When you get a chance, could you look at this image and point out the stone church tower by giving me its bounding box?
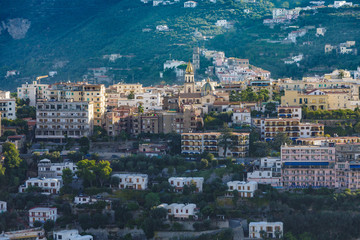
[192,47,200,71]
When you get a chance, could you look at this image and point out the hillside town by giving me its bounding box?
[0,47,360,240]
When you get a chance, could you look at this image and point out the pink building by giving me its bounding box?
[281,145,336,188]
[336,162,360,189]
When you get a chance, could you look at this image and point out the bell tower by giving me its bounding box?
[184,61,195,93]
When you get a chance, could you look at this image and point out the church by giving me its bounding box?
[163,61,228,113]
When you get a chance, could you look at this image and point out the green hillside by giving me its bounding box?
[1,0,360,90]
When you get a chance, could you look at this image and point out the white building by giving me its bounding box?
[153,0,163,6]
[74,196,91,205]
[333,1,352,8]
[215,20,228,27]
[29,207,57,227]
[227,181,258,198]
[112,173,148,190]
[118,91,163,111]
[17,81,49,107]
[168,177,204,192]
[53,230,93,240]
[35,100,94,142]
[184,1,197,7]
[232,108,251,125]
[5,70,19,78]
[156,25,169,31]
[247,158,282,187]
[0,201,7,213]
[353,67,360,79]
[316,27,326,36]
[164,60,186,70]
[38,159,77,178]
[0,99,16,120]
[249,222,283,239]
[0,91,11,99]
[158,203,197,219]
[19,177,62,194]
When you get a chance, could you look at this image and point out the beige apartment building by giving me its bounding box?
[46,82,106,126]
[35,100,94,142]
[109,83,144,97]
[181,132,250,158]
[281,89,353,110]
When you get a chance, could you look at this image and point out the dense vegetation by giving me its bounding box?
[1,0,360,90]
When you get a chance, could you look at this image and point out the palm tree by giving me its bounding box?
[218,124,234,158]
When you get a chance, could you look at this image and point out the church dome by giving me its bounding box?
[201,78,214,96]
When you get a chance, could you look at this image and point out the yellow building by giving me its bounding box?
[281,89,352,111]
[82,84,106,126]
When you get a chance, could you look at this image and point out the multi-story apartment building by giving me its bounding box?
[108,83,144,97]
[258,118,324,141]
[104,106,135,136]
[335,143,360,162]
[168,177,204,192]
[281,89,356,110]
[0,99,16,120]
[226,181,258,198]
[105,83,144,109]
[38,159,77,178]
[17,81,49,106]
[247,157,282,187]
[81,84,105,126]
[158,203,197,219]
[53,230,93,240]
[118,90,163,112]
[249,222,283,239]
[181,132,250,157]
[295,136,360,146]
[112,173,148,190]
[277,106,302,119]
[281,145,336,188]
[104,109,203,136]
[28,207,57,227]
[0,201,7,213]
[19,177,62,194]
[45,83,105,126]
[35,100,94,142]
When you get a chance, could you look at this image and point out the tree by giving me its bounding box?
[62,168,74,187]
[138,104,144,114]
[252,142,271,157]
[200,158,209,169]
[265,102,277,115]
[3,142,22,169]
[94,160,112,187]
[79,137,90,154]
[270,132,292,151]
[127,91,135,99]
[145,192,160,209]
[43,220,55,232]
[218,124,234,158]
[354,122,360,133]
[76,160,96,187]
